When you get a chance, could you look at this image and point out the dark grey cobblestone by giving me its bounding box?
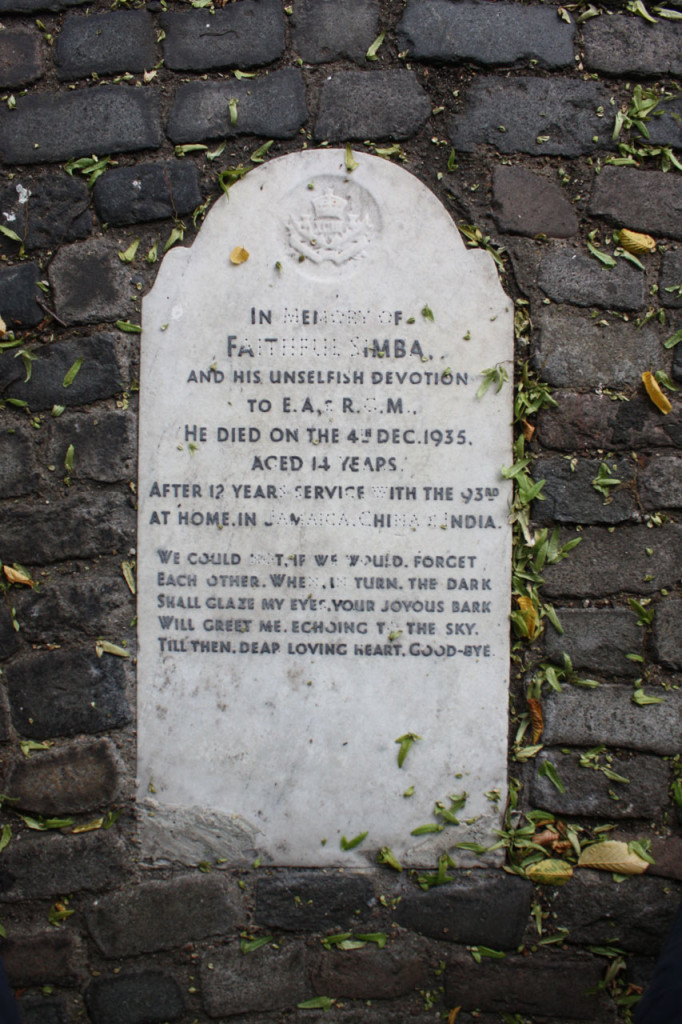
[3,929,83,986]
[589,166,682,241]
[394,871,531,947]
[491,165,578,238]
[0,0,87,10]
[6,649,131,738]
[542,525,682,598]
[312,936,429,999]
[0,29,44,88]
[527,749,669,818]
[543,608,642,677]
[660,247,682,309]
[84,972,185,1024]
[161,0,285,71]
[0,491,135,564]
[3,737,123,814]
[49,238,138,325]
[201,942,311,1017]
[444,949,611,1019]
[451,77,610,156]
[0,333,124,412]
[168,69,307,143]
[87,876,239,956]
[93,161,202,227]
[0,86,162,165]
[0,831,130,901]
[542,684,682,755]
[550,873,682,954]
[398,0,575,68]
[313,70,431,142]
[291,0,379,65]
[532,456,637,525]
[48,409,136,483]
[56,11,156,81]
[15,571,132,644]
[0,425,40,498]
[583,15,682,76]
[18,996,69,1024]
[0,262,43,329]
[639,452,682,509]
[537,392,682,451]
[255,870,374,930]
[653,595,682,669]
[537,248,647,311]
[532,307,659,386]
[0,173,91,253]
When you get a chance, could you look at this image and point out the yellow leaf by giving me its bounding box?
[230,246,249,265]
[619,228,656,255]
[3,565,33,586]
[517,595,538,639]
[0,314,6,337]
[525,859,574,886]
[642,371,672,414]
[578,840,649,875]
[72,817,104,834]
[95,640,130,659]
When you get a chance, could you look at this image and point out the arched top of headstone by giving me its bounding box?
[144,149,507,341]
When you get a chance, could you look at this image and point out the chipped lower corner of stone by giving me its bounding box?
[137,799,262,867]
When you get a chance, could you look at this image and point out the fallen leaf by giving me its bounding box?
[525,859,574,885]
[642,371,672,414]
[578,839,649,875]
[619,228,656,254]
[3,565,33,586]
[95,640,130,659]
[0,315,6,336]
[517,595,538,639]
[230,246,249,265]
[527,697,544,743]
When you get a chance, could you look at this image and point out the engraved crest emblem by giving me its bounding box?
[287,186,373,266]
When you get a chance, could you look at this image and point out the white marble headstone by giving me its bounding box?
[137,149,513,867]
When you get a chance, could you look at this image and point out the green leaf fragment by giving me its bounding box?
[421,305,434,321]
[366,30,385,60]
[64,443,74,476]
[470,946,506,962]
[395,732,421,768]
[122,561,136,595]
[538,760,566,793]
[354,932,387,948]
[118,238,140,263]
[174,144,208,157]
[664,330,682,349]
[234,69,256,80]
[250,140,274,164]
[0,825,11,852]
[377,846,402,871]
[164,226,184,252]
[297,997,335,1010]
[345,143,358,172]
[587,239,617,267]
[0,224,22,244]
[115,320,142,333]
[240,934,273,954]
[340,830,368,850]
[62,358,82,388]
[229,97,238,125]
[411,823,444,835]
